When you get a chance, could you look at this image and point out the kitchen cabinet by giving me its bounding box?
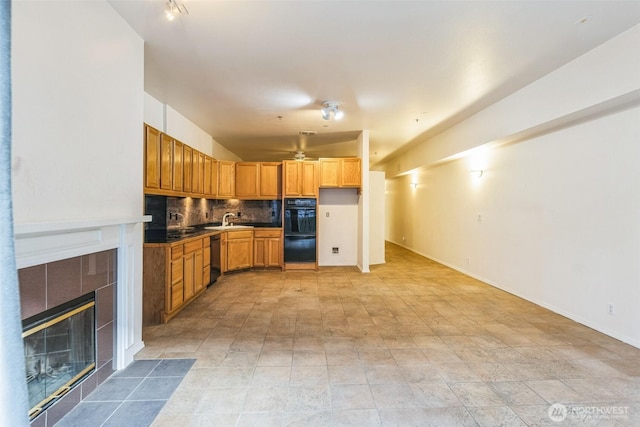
[235,162,259,198]
[192,151,204,195]
[283,160,318,197]
[218,160,235,198]
[235,162,282,199]
[160,134,174,191]
[319,157,361,188]
[253,229,282,268]
[259,162,282,198]
[172,139,184,192]
[210,158,218,198]
[225,230,253,272]
[183,145,193,193]
[143,234,211,325]
[203,156,213,196]
[168,244,184,314]
[144,124,161,190]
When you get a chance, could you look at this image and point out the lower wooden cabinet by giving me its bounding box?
[225,230,253,272]
[143,235,211,325]
[253,229,282,268]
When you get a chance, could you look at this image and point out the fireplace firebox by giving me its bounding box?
[22,293,96,420]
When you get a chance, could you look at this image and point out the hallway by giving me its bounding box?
[137,242,640,426]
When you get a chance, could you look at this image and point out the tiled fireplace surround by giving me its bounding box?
[13,216,148,427]
[19,249,117,427]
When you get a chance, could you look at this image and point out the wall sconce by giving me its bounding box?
[470,170,484,178]
[410,182,418,189]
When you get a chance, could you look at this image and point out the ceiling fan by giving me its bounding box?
[290,150,317,161]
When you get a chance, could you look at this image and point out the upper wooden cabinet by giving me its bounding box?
[172,140,184,192]
[283,160,318,197]
[319,157,361,188]
[218,160,235,198]
[259,163,282,198]
[210,159,218,198]
[144,125,161,189]
[235,162,282,199]
[235,162,259,198]
[182,145,193,194]
[160,134,174,191]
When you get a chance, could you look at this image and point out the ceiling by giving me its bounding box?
[108,1,640,166]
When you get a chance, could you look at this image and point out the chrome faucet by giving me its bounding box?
[222,212,236,227]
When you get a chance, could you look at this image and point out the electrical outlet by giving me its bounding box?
[608,303,615,315]
[326,212,330,217]
[466,257,470,265]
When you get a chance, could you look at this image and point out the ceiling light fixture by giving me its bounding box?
[165,0,188,21]
[321,101,343,121]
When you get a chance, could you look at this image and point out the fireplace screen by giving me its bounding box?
[23,294,96,419]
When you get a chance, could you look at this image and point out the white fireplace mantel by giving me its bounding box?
[14,216,151,370]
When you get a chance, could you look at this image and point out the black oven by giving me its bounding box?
[284,198,316,263]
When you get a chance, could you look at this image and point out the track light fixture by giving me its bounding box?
[165,0,188,21]
[321,101,343,121]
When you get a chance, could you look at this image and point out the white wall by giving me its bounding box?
[369,171,385,265]
[382,25,640,347]
[12,0,144,223]
[144,93,242,161]
[318,189,359,266]
[11,0,147,368]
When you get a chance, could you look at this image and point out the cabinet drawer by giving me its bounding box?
[171,245,183,261]
[227,230,254,239]
[184,239,202,254]
[202,237,210,247]
[254,229,281,238]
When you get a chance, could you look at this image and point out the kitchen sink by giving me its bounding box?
[204,225,254,231]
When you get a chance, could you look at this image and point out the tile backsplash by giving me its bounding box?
[145,195,282,230]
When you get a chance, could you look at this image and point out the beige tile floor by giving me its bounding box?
[138,242,640,426]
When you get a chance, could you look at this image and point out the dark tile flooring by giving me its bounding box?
[55,359,194,427]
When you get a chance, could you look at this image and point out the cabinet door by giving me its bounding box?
[194,249,204,293]
[266,237,282,267]
[144,125,161,189]
[227,233,253,271]
[301,161,318,196]
[341,158,361,187]
[218,161,235,198]
[253,237,266,267]
[203,156,212,196]
[183,146,193,193]
[183,252,195,300]
[220,232,227,273]
[260,162,282,198]
[283,161,301,196]
[211,159,218,198]
[192,151,202,194]
[319,158,340,187]
[235,162,259,198]
[198,153,206,194]
[160,134,174,190]
[173,140,184,192]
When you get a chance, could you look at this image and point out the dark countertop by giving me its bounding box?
[144,222,282,244]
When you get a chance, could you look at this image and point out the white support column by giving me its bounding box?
[357,130,370,273]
